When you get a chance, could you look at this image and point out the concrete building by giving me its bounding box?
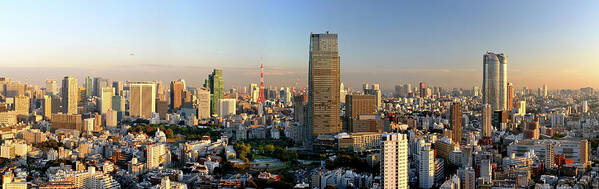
[207,69,224,116]
[129,82,156,118]
[482,52,507,111]
[307,32,341,136]
[381,133,408,189]
[419,143,435,189]
[196,87,211,119]
[51,114,82,131]
[62,76,78,114]
[99,87,114,114]
[450,102,462,145]
[218,99,236,117]
[170,80,185,111]
[45,79,58,96]
[345,95,377,132]
[481,104,492,138]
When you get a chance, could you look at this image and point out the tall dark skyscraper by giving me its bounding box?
[450,102,462,145]
[208,69,224,116]
[483,52,507,111]
[307,32,340,136]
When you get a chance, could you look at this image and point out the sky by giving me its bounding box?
[1,0,599,91]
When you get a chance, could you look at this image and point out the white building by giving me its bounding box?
[147,143,168,169]
[419,143,435,189]
[381,133,408,189]
[218,99,236,117]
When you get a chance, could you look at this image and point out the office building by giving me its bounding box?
[62,76,78,114]
[507,82,513,111]
[482,52,507,111]
[419,82,427,98]
[14,95,29,117]
[84,76,93,97]
[99,87,114,114]
[294,95,308,125]
[197,87,211,119]
[93,77,110,97]
[481,104,492,138]
[381,133,408,189]
[0,111,17,126]
[112,81,123,96]
[51,114,82,131]
[129,82,156,118]
[218,99,236,117]
[307,32,340,136]
[250,83,258,103]
[42,95,52,119]
[147,143,167,169]
[170,80,185,111]
[363,87,382,109]
[207,69,224,116]
[345,95,377,132]
[419,143,435,189]
[45,79,58,96]
[450,102,462,145]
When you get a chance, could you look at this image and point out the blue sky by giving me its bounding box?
[1,0,598,90]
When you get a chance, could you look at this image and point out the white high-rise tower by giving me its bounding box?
[381,133,409,189]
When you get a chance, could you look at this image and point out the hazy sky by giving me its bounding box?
[1,0,599,91]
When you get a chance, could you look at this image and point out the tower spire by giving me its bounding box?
[257,58,266,103]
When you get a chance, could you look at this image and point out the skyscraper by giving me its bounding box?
[381,133,408,189]
[42,95,52,120]
[345,95,377,132]
[61,76,78,114]
[364,84,382,109]
[419,82,427,98]
[45,79,57,96]
[99,87,114,114]
[196,87,211,120]
[218,99,236,117]
[84,76,93,97]
[170,80,185,111]
[482,52,507,111]
[307,32,340,136]
[249,83,258,103]
[403,84,412,97]
[507,82,513,111]
[93,77,110,97]
[542,84,548,97]
[450,102,462,146]
[481,104,492,138]
[112,81,123,96]
[419,143,435,189]
[207,69,224,117]
[129,82,156,118]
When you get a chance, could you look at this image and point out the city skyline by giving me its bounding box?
[2,1,599,90]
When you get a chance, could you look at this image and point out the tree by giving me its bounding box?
[264,144,275,154]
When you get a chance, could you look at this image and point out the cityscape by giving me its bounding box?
[1,1,599,189]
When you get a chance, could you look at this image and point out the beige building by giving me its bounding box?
[62,76,78,114]
[14,95,29,117]
[129,82,156,118]
[51,114,82,131]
